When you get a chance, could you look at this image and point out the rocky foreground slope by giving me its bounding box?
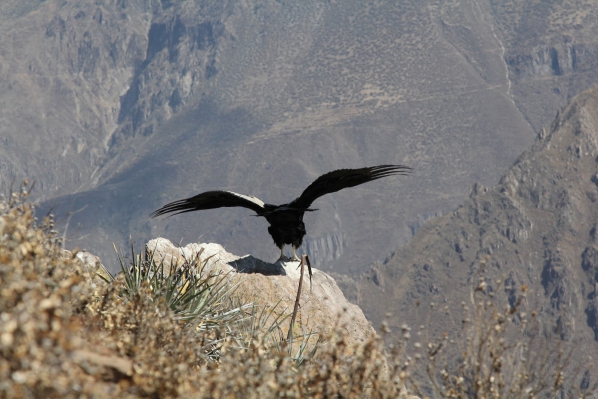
[354,86,598,368]
[0,196,419,398]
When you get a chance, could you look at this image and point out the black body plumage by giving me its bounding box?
[150,165,411,261]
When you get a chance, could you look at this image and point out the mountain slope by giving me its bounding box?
[0,0,597,273]
[356,85,598,358]
[0,0,150,196]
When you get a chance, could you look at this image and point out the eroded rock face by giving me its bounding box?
[146,237,375,347]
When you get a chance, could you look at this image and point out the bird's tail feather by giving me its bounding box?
[149,199,197,218]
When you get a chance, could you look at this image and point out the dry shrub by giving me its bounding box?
[394,268,598,399]
[0,183,100,397]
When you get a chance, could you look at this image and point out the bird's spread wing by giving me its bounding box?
[150,190,266,218]
[289,165,411,209]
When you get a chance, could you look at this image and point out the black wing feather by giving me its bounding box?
[289,165,411,209]
[150,190,266,218]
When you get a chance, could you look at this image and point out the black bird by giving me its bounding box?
[150,165,411,262]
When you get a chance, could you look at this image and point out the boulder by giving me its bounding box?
[145,237,376,347]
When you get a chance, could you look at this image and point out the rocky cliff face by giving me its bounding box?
[356,86,598,359]
[2,0,598,275]
[0,0,151,196]
[507,43,598,80]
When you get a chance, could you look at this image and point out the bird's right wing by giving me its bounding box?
[150,190,266,218]
[289,165,411,209]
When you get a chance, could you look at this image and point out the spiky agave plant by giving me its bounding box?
[235,298,321,368]
[107,241,250,331]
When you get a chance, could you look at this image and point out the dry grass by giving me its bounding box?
[0,183,594,398]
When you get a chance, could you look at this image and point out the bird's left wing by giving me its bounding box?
[150,190,266,218]
[289,165,411,209]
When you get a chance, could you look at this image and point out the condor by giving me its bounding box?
[151,165,410,262]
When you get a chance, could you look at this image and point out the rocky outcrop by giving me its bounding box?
[146,237,375,347]
[507,43,598,80]
[63,238,376,347]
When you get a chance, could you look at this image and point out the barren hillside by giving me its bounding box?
[356,86,598,364]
